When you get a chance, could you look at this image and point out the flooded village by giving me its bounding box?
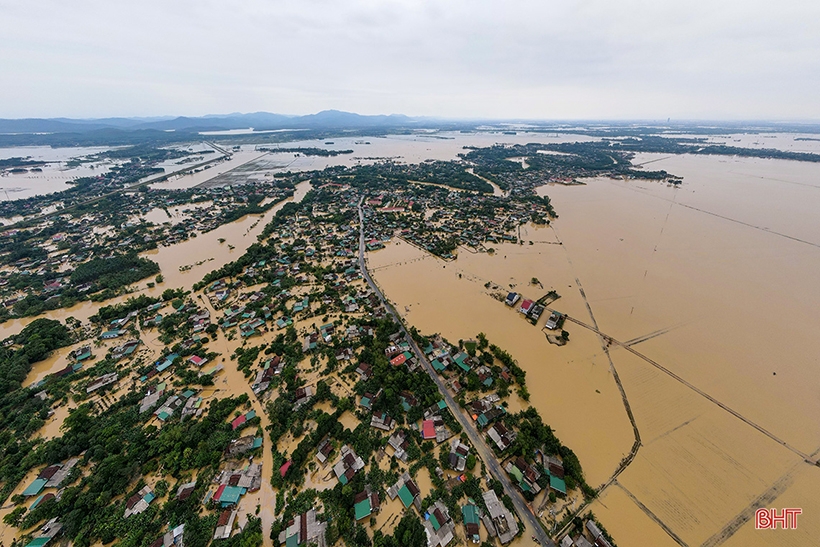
[1,129,819,547]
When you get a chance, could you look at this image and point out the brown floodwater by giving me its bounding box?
[370,153,820,546]
[7,136,820,545]
[0,180,312,340]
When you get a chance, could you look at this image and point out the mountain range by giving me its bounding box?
[0,110,419,134]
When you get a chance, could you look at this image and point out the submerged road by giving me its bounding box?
[357,198,555,547]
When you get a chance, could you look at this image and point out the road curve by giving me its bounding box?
[357,198,554,547]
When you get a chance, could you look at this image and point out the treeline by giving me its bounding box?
[0,319,72,502]
[70,253,160,291]
[406,161,494,193]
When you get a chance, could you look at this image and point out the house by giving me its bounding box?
[176,481,197,501]
[422,500,456,547]
[448,439,470,471]
[506,457,542,495]
[482,490,519,544]
[188,355,208,367]
[519,299,534,315]
[70,346,92,362]
[316,438,334,463]
[23,518,62,547]
[230,409,257,430]
[462,501,481,544]
[100,329,126,340]
[277,508,327,547]
[387,430,409,462]
[487,423,517,452]
[213,509,237,540]
[86,372,118,394]
[124,486,155,518]
[332,445,365,485]
[545,311,562,330]
[293,386,314,409]
[505,292,520,306]
[422,419,436,440]
[370,412,395,431]
[353,486,381,521]
[226,435,261,457]
[355,362,372,381]
[584,520,613,547]
[387,472,421,511]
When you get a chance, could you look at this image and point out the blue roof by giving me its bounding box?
[22,478,47,497]
[219,485,244,505]
[549,474,567,494]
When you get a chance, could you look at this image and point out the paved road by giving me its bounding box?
[357,198,555,547]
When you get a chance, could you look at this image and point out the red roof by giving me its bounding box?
[280,461,292,477]
[520,299,534,311]
[231,415,246,430]
[214,484,226,502]
[390,354,407,366]
[422,420,436,439]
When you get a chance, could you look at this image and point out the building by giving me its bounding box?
[353,486,380,521]
[422,500,455,547]
[545,311,562,330]
[448,439,470,472]
[277,508,327,547]
[332,445,365,485]
[482,490,519,544]
[461,501,482,544]
[387,472,422,511]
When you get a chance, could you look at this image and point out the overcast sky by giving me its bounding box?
[1,0,818,120]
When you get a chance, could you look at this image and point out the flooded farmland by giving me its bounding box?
[3,132,820,545]
[369,152,820,546]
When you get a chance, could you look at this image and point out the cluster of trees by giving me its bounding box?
[0,319,72,501]
[404,161,494,194]
[504,407,594,498]
[71,253,160,291]
[15,390,251,545]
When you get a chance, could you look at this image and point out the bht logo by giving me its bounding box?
[755,508,801,530]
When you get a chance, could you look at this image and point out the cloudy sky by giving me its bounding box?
[1,0,818,120]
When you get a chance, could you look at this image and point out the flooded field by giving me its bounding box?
[370,153,820,545]
[4,132,820,545]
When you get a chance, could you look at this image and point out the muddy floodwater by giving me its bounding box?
[0,180,312,340]
[5,133,820,545]
[369,153,820,546]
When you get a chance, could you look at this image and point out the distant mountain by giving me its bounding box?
[0,110,421,134]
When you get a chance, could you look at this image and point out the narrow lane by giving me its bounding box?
[357,198,555,547]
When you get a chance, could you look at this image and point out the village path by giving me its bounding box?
[209,318,277,546]
[357,198,555,547]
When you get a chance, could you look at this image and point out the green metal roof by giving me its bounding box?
[398,484,415,508]
[462,504,480,524]
[25,538,50,547]
[219,485,243,505]
[22,478,47,497]
[354,498,372,520]
[508,466,523,483]
[437,400,447,410]
[550,474,567,494]
[429,513,441,531]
